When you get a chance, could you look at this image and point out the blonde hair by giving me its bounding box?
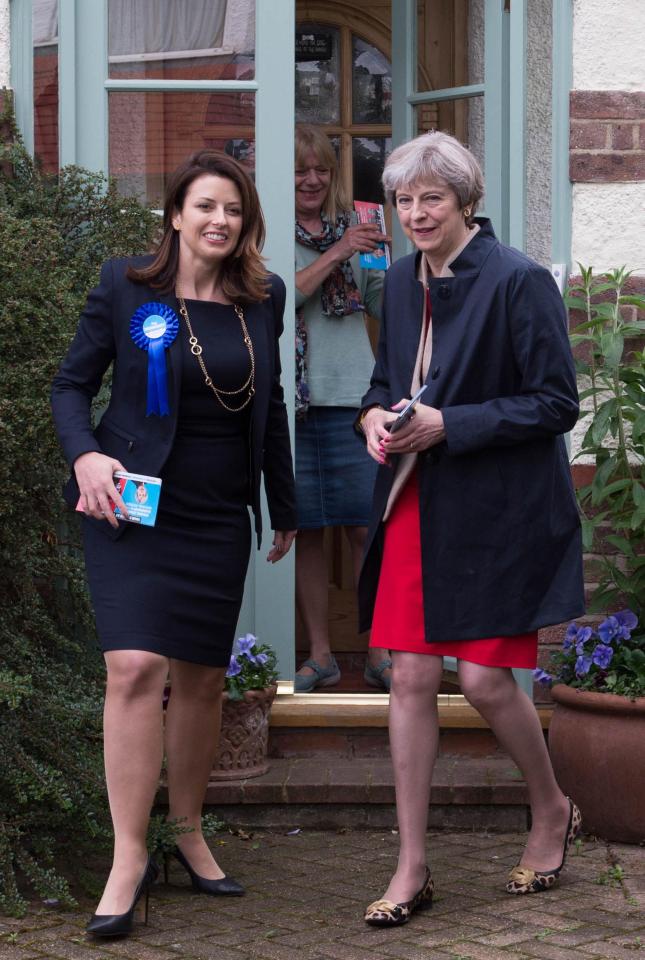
[295,124,351,222]
[382,131,484,224]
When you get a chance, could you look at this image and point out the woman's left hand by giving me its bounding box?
[380,398,446,456]
[267,530,297,563]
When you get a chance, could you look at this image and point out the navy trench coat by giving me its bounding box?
[51,256,296,548]
[358,219,585,643]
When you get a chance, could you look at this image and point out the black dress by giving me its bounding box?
[83,301,253,667]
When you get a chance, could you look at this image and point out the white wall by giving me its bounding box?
[571,0,645,275]
[573,0,645,91]
[0,0,10,88]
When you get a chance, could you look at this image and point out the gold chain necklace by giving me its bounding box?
[177,295,255,412]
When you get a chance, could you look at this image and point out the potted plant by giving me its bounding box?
[536,611,645,842]
[214,634,279,781]
[535,266,645,843]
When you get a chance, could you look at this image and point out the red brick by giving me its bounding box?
[570,120,608,150]
[571,463,595,489]
[571,90,645,120]
[570,151,645,182]
[611,123,637,150]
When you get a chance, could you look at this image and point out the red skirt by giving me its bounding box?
[370,470,538,668]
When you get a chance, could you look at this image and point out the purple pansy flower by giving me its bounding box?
[233,633,257,656]
[592,643,614,670]
[226,655,242,678]
[615,609,638,631]
[256,653,268,665]
[533,668,553,685]
[563,622,578,651]
[597,610,637,645]
[575,654,593,677]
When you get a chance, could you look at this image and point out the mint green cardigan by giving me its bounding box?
[295,242,384,408]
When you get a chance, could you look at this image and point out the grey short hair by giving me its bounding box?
[382,131,484,216]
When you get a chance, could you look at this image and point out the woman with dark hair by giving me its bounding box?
[358,131,584,926]
[51,150,296,937]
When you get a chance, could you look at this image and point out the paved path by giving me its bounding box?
[1,830,643,959]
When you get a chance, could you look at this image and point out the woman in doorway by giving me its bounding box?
[51,150,296,937]
[294,123,390,692]
[358,131,584,925]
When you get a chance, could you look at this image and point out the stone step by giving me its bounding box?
[198,755,529,833]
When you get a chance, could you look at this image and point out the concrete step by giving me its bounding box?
[201,755,529,833]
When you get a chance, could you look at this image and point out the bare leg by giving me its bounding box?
[458,662,571,871]
[344,525,391,679]
[96,650,169,915]
[165,661,227,879]
[295,528,333,675]
[380,652,444,903]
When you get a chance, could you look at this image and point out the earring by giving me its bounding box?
[464,207,472,219]
[173,221,180,231]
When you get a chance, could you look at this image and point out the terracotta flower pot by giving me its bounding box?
[213,684,277,781]
[548,684,645,843]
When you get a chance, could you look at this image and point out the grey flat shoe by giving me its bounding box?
[364,658,392,691]
[295,656,341,693]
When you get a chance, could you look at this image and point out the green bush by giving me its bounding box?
[0,112,157,915]
[566,266,645,624]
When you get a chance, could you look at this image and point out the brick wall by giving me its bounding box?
[570,90,645,182]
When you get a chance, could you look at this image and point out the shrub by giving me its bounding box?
[566,266,645,624]
[0,110,157,914]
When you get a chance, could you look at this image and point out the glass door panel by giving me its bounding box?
[107,0,254,81]
[295,24,341,124]
[108,91,255,206]
[33,0,59,173]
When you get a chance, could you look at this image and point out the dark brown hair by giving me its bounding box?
[127,150,269,302]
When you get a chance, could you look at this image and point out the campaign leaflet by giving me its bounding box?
[76,471,162,526]
[353,200,391,271]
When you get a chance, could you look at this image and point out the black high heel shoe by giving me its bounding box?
[164,846,245,896]
[506,798,582,894]
[87,855,159,938]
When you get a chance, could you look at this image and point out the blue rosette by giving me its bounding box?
[130,302,179,416]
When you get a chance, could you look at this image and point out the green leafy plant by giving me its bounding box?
[0,110,157,915]
[224,634,278,701]
[565,266,645,621]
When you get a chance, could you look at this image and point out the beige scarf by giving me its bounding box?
[382,226,480,521]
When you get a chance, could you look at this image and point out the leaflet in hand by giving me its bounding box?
[353,200,391,271]
[76,471,162,526]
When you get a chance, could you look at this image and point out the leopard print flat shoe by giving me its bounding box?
[364,868,434,926]
[506,798,582,895]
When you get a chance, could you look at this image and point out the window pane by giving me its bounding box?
[108,0,255,81]
[352,36,391,124]
[109,92,254,207]
[352,137,391,204]
[33,0,59,173]
[295,24,340,124]
[414,97,485,206]
[417,0,484,92]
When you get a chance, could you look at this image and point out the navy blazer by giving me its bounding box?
[358,220,585,641]
[51,256,296,546]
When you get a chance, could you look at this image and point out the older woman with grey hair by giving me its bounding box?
[357,131,584,926]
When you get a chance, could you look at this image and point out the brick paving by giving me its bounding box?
[1,829,643,960]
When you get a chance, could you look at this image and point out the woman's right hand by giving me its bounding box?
[74,451,129,527]
[331,223,389,263]
[361,407,397,465]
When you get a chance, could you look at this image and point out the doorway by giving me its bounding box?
[293,0,471,694]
